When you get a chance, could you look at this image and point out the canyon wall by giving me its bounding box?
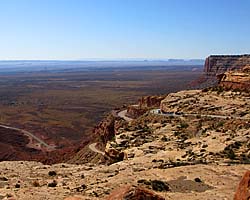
[138,96,166,108]
[127,105,147,118]
[204,55,250,76]
[127,96,166,118]
[218,66,250,92]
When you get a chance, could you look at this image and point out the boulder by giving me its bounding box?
[64,197,84,200]
[126,95,166,119]
[104,148,126,164]
[234,170,250,200]
[96,115,116,144]
[105,185,165,200]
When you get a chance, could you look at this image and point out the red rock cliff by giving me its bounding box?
[93,114,116,144]
[127,95,166,118]
[138,96,166,108]
[204,55,250,76]
[234,171,250,200]
[218,66,250,92]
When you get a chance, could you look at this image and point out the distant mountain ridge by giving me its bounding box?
[0,60,204,73]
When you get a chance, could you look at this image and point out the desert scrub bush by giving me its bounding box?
[48,180,57,187]
[222,146,236,160]
[211,86,224,94]
[32,180,40,187]
[216,86,224,94]
[174,131,181,136]
[110,135,116,141]
[196,114,201,119]
[216,121,224,128]
[179,122,189,129]
[142,125,152,133]
[161,135,169,142]
[161,119,168,124]
[48,171,57,176]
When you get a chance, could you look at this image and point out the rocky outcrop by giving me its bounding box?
[64,197,84,200]
[160,89,250,118]
[93,115,116,144]
[65,115,117,164]
[105,185,165,200]
[127,105,147,118]
[204,55,250,76]
[0,114,117,165]
[104,147,126,164]
[138,96,166,108]
[0,161,248,200]
[218,66,250,92]
[234,171,250,200]
[1,87,250,199]
[160,90,201,113]
[127,96,166,118]
[190,54,250,90]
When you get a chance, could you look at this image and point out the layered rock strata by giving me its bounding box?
[218,66,250,92]
[127,96,166,118]
[204,55,250,76]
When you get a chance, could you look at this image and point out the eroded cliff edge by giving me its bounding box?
[204,54,250,76]
[218,66,250,92]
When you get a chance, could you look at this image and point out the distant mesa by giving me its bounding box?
[202,54,250,92]
[204,54,250,76]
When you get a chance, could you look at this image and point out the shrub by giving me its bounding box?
[32,180,40,187]
[48,180,57,187]
[223,147,236,160]
[179,122,189,129]
[48,171,57,176]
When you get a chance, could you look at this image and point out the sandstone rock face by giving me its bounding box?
[160,90,201,113]
[127,105,147,118]
[204,55,250,76]
[105,185,165,200]
[234,171,250,200]
[0,161,248,200]
[127,96,166,118]
[93,115,116,144]
[218,66,250,92]
[64,196,84,200]
[104,147,126,164]
[66,115,116,164]
[0,88,250,199]
[138,96,166,108]
[160,89,250,118]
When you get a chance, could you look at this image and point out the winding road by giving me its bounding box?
[117,110,133,122]
[88,142,105,155]
[0,124,55,150]
[150,109,250,120]
[88,110,133,155]
[88,108,249,155]
[117,108,250,121]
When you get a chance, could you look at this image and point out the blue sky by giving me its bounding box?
[0,0,249,60]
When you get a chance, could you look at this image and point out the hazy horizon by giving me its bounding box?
[0,59,204,73]
[0,58,205,61]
